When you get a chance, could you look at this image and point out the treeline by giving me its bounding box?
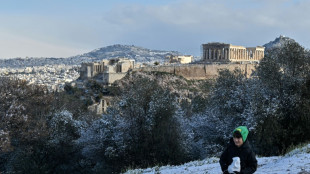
[1,41,310,173]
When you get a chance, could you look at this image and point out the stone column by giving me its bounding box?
[256,51,259,60]
[232,49,234,60]
[203,49,206,60]
[244,50,246,60]
[209,49,212,59]
[237,49,239,60]
[231,49,233,59]
[232,48,236,59]
[213,49,216,59]
[227,48,229,59]
[209,49,211,59]
[248,50,251,59]
[225,48,228,59]
[215,49,217,60]
[242,50,245,61]
[232,49,234,59]
[210,49,212,59]
[236,49,238,60]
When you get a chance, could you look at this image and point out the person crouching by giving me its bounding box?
[219,126,257,174]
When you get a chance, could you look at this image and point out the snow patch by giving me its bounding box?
[124,144,310,174]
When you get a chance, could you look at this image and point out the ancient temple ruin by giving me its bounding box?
[168,55,193,64]
[80,58,135,84]
[201,43,265,62]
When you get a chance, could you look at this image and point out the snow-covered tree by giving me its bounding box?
[78,73,196,172]
[254,40,310,155]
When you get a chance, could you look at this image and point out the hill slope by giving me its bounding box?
[81,44,180,63]
[0,45,180,68]
[125,144,310,174]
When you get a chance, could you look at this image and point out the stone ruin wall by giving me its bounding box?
[133,63,256,80]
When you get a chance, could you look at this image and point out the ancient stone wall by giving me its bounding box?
[103,72,127,84]
[133,63,257,80]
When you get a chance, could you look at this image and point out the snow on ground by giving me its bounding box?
[124,144,310,174]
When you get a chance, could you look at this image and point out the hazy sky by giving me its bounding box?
[0,0,309,58]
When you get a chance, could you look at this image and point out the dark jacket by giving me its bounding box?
[219,138,257,174]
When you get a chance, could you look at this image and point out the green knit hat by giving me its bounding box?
[233,126,249,142]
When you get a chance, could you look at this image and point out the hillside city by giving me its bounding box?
[0,44,185,92]
[0,65,79,92]
[0,36,287,93]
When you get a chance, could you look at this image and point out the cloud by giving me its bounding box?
[97,0,310,53]
[1,0,310,58]
[0,31,88,58]
[105,0,310,31]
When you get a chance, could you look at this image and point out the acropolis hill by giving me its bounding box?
[135,42,264,80]
[79,42,265,83]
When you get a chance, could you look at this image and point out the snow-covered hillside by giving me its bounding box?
[263,35,295,51]
[80,44,181,63]
[125,144,310,174]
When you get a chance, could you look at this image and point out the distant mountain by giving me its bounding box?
[79,44,181,63]
[0,45,181,68]
[263,35,296,50]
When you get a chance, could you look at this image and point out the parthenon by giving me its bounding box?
[202,42,265,62]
